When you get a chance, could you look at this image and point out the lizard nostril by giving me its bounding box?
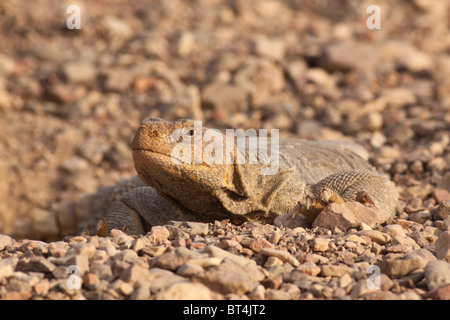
[147,130,159,138]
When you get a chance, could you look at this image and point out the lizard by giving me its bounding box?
[96,118,398,235]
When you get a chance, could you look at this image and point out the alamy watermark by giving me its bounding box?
[66,265,81,290]
[366,265,381,290]
[170,121,280,176]
[66,4,381,31]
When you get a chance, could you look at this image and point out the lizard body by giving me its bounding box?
[103,118,398,234]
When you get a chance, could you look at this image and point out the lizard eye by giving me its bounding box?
[188,129,194,136]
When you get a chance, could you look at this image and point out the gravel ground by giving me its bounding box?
[0,0,449,300]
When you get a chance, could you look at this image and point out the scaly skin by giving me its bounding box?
[103,118,398,234]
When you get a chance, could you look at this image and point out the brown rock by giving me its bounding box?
[0,234,13,250]
[157,282,214,300]
[311,238,330,252]
[260,248,300,267]
[323,41,378,71]
[434,189,450,203]
[312,202,385,230]
[249,237,274,253]
[295,262,321,276]
[377,256,428,276]
[147,226,170,243]
[424,260,450,290]
[151,247,202,270]
[356,230,391,245]
[195,258,264,295]
[320,264,351,277]
[437,200,450,219]
[16,256,56,273]
[425,284,450,300]
[436,231,450,262]
[202,82,248,113]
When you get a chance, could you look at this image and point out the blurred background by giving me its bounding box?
[0,0,449,240]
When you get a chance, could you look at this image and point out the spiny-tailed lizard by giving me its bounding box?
[92,118,398,235]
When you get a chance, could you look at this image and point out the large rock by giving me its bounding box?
[424,260,450,290]
[312,202,385,230]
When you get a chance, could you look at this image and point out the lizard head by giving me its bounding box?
[131,118,292,223]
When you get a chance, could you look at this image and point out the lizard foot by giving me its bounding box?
[321,188,345,204]
[355,191,375,207]
[296,170,398,224]
[96,218,108,237]
[291,195,325,223]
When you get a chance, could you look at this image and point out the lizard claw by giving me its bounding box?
[356,191,375,207]
[122,225,131,235]
[321,188,345,204]
[306,193,328,211]
[96,218,108,237]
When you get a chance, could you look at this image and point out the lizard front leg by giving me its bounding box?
[294,170,398,224]
[103,186,183,235]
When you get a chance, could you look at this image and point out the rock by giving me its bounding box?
[63,61,97,84]
[151,247,203,271]
[356,230,391,245]
[176,32,195,57]
[409,210,432,224]
[195,258,264,295]
[273,212,310,229]
[254,36,285,61]
[66,242,96,258]
[147,226,170,243]
[203,245,255,266]
[16,256,56,273]
[424,260,450,290]
[65,254,90,275]
[400,50,433,73]
[102,16,133,38]
[157,282,214,300]
[260,248,300,267]
[33,279,50,296]
[377,256,428,276]
[82,273,100,288]
[201,82,248,113]
[436,200,450,219]
[312,202,385,230]
[0,257,18,278]
[119,264,150,283]
[264,256,284,268]
[103,69,135,92]
[323,41,378,71]
[380,88,416,108]
[311,238,330,252]
[405,249,437,262]
[436,231,450,261]
[0,234,13,250]
[320,264,351,277]
[383,224,406,238]
[424,284,450,300]
[176,263,204,277]
[130,285,150,300]
[434,189,450,203]
[111,279,133,296]
[183,221,209,236]
[249,237,274,253]
[295,262,321,276]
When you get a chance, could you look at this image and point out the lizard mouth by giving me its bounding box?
[132,148,187,165]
